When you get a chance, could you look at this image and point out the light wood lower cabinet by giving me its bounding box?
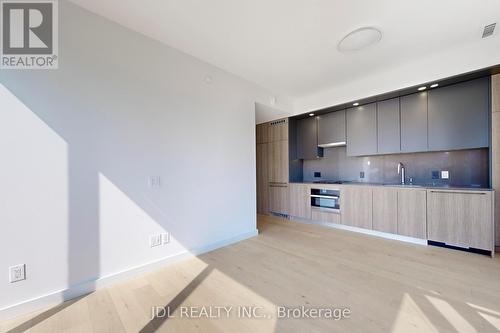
[341,187,373,229]
[311,208,340,224]
[269,183,289,215]
[289,184,311,219]
[268,140,289,183]
[372,187,398,234]
[427,190,493,251]
[397,189,427,239]
[256,143,269,214]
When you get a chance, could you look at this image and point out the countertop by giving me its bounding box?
[290,181,493,192]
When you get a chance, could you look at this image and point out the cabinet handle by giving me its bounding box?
[310,195,340,199]
[429,190,486,195]
[269,183,288,188]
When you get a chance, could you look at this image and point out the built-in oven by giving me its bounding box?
[310,188,340,212]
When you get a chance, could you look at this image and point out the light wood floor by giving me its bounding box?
[2,214,500,333]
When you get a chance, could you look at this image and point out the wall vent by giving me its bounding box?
[270,119,287,126]
[482,23,496,38]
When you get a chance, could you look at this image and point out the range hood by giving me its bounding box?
[318,141,346,148]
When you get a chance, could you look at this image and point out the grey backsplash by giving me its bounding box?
[302,147,489,187]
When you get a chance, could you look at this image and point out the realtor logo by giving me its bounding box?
[1,0,58,69]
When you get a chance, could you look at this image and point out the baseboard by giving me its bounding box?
[0,229,258,322]
[291,218,428,246]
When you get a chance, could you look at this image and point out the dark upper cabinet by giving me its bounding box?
[377,98,401,154]
[346,103,377,156]
[428,77,489,151]
[401,92,428,153]
[296,117,323,160]
[317,110,346,147]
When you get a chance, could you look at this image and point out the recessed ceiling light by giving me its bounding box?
[430,83,439,88]
[338,27,382,53]
[309,113,315,117]
[418,86,427,91]
[353,102,359,106]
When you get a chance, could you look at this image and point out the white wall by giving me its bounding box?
[0,1,290,316]
[294,37,500,113]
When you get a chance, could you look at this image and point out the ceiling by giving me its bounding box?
[70,0,500,102]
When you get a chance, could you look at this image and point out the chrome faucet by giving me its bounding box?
[397,162,406,185]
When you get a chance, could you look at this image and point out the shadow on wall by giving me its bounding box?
[0,0,258,324]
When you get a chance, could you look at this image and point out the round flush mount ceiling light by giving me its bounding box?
[338,27,382,53]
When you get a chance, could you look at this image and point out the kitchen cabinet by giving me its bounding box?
[377,98,401,154]
[297,117,323,160]
[256,143,269,214]
[372,187,398,234]
[427,189,493,251]
[269,183,289,215]
[289,184,311,219]
[268,140,289,183]
[268,119,288,142]
[397,189,427,239]
[256,123,269,144]
[341,186,373,229]
[401,92,428,153]
[318,110,346,148]
[346,103,378,156]
[311,208,340,224]
[428,77,490,151]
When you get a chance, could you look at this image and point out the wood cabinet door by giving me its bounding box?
[318,110,346,147]
[268,140,289,183]
[372,187,398,234]
[297,117,322,160]
[401,92,428,153]
[377,98,401,154]
[268,119,288,142]
[256,143,269,214]
[469,192,493,251]
[269,184,289,215]
[256,123,269,144]
[289,184,311,219]
[311,209,340,224]
[427,190,493,250]
[397,190,427,239]
[428,77,489,151]
[341,187,373,229]
[346,103,378,156]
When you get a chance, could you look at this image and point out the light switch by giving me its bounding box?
[441,171,449,179]
[148,176,161,189]
[150,234,162,247]
[9,264,26,283]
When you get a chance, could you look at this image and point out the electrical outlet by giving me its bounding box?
[314,172,321,178]
[149,234,162,248]
[432,171,440,180]
[162,232,170,244]
[360,171,365,179]
[9,264,26,283]
[441,171,449,180]
[148,176,161,189]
